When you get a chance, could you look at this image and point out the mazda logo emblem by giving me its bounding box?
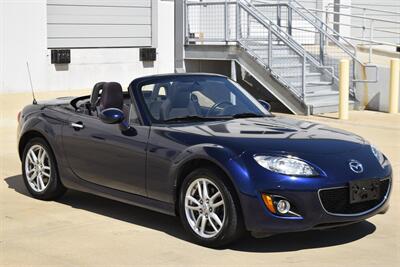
[349,160,364,173]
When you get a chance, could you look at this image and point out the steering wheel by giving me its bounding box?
[207,101,234,116]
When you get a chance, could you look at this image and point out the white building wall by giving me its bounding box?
[0,0,174,93]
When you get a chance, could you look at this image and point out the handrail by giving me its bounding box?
[240,1,327,66]
[255,0,357,56]
[288,0,357,55]
[327,3,400,17]
[312,4,399,62]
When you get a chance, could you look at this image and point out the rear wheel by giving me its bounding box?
[179,167,243,247]
[22,137,66,200]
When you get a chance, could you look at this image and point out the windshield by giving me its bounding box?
[139,75,270,123]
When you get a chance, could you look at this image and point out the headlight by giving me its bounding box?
[254,155,319,176]
[371,145,386,167]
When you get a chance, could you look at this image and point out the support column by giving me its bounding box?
[339,59,350,120]
[174,0,185,72]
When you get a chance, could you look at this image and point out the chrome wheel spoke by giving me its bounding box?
[202,180,209,199]
[199,215,207,235]
[196,182,203,199]
[211,200,224,209]
[37,175,45,191]
[210,191,221,202]
[40,148,46,162]
[186,196,201,207]
[185,203,201,211]
[210,213,223,227]
[195,215,202,229]
[208,217,218,232]
[28,150,36,163]
[28,171,37,182]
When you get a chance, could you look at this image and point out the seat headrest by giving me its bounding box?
[99,82,124,111]
[90,82,106,110]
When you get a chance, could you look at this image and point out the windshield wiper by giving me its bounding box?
[164,115,227,122]
[231,113,266,118]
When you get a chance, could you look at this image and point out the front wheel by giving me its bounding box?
[22,137,66,200]
[179,168,243,247]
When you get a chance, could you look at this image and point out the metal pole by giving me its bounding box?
[288,6,292,36]
[268,25,272,67]
[174,0,185,72]
[362,8,366,45]
[184,0,188,42]
[369,20,374,63]
[247,1,250,38]
[339,59,350,120]
[319,21,324,64]
[325,5,329,46]
[389,58,400,113]
[231,60,237,81]
[277,5,281,28]
[224,0,228,43]
[302,54,306,101]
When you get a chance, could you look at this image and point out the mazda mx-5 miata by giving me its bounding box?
[17,73,392,247]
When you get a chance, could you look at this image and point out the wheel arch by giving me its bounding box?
[19,130,52,160]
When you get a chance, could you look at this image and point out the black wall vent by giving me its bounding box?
[51,49,71,64]
[140,48,156,61]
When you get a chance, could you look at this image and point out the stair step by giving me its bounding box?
[281,72,321,78]
[305,85,337,92]
[259,55,300,61]
[272,63,310,68]
[273,55,300,59]
[291,81,334,89]
[306,90,338,96]
[309,100,355,114]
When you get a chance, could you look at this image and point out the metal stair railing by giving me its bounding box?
[185,0,335,102]
[254,0,378,87]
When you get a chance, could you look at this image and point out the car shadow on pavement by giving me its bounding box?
[5,174,376,252]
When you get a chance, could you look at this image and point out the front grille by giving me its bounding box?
[319,178,390,215]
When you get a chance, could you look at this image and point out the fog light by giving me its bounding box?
[276,199,291,214]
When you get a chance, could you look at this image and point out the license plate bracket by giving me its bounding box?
[349,179,380,204]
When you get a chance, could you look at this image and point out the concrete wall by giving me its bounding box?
[0,0,174,93]
[356,63,400,113]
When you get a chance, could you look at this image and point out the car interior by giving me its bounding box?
[140,80,253,121]
[70,78,264,124]
[74,82,131,121]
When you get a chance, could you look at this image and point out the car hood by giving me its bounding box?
[169,116,367,155]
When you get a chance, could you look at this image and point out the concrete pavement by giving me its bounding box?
[0,90,399,266]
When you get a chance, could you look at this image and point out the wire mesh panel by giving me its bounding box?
[186,3,226,42]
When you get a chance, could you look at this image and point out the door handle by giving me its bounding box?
[70,122,84,130]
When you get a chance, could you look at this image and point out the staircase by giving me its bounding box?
[182,0,378,115]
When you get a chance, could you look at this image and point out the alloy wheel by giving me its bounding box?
[24,144,51,192]
[184,178,226,238]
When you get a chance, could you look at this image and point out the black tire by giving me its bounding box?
[179,167,244,248]
[22,137,66,200]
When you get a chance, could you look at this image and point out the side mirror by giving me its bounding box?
[99,108,125,124]
[258,99,271,112]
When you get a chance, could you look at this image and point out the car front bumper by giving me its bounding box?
[238,176,392,235]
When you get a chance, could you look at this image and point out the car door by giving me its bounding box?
[62,104,148,196]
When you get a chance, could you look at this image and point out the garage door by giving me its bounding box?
[47,0,154,48]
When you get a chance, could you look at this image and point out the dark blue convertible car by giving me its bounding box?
[17,73,392,247]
